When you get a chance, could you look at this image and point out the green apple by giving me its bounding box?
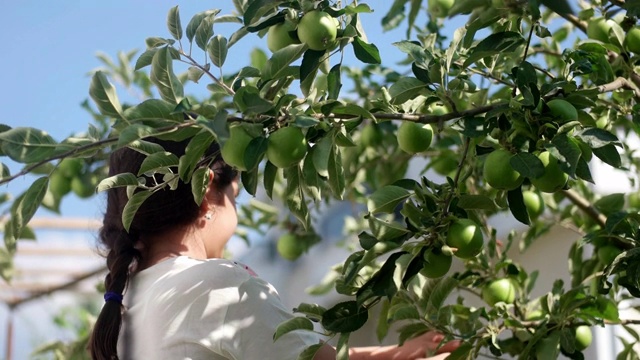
[587,17,614,43]
[221,124,255,171]
[523,190,545,220]
[267,23,300,52]
[397,122,433,154]
[428,0,454,18]
[266,126,307,168]
[483,149,523,190]
[625,27,640,54]
[482,278,517,306]
[420,249,453,278]
[530,151,568,193]
[445,218,484,259]
[297,11,338,51]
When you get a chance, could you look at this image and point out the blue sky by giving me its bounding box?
[1,1,418,218]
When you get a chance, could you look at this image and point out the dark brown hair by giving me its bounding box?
[88,137,237,360]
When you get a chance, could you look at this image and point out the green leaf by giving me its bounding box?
[321,301,368,333]
[463,31,525,68]
[97,173,141,192]
[135,48,180,71]
[122,190,153,232]
[241,166,259,196]
[263,161,277,199]
[186,10,220,43]
[594,193,625,216]
[300,49,325,83]
[243,0,284,25]
[368,217,409,242]
[188,66,205,83]
[574,128,620,149]
[262,43,307,81]
[311,136,332,177]
[328,145,345,200]
[233,85,274,114]
[117,124,158,148]
[191,167,209,206]
[575,157,594,183]
[427,277,458,312]
[332,103,375,122]
[510,152,545,179]
[90,71,124,118]
[593,144,621,168]
[273,317,314,341]
[457,194,498,211]
[352,36,381,64]
[508,188,530,225]
[150,47,184,104]
[539,0,573,16]
[0,127,60,163]
[293,303,327,322]
[296,344,323,360]
[179,131,215,181]
[138,151,179,175]
[285,166,310,228]
[549,134,581,177]
[123,99,184,122]
[208,35,228,68]
[243,136,268,171]
[9,177,48,244]
[145,37,175,48]
[327,64,342,100]
[367,185,410,214]
[387,303,420,322]
[195,13,215,51]
[388,77,425,104]
[167,5,183,40]
[301,155,321,201]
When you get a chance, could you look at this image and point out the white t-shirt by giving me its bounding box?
[117,256,323,359]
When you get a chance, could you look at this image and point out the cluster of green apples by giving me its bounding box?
[267,10,339,52]
[49,158,97,199]
[221,124,307,170]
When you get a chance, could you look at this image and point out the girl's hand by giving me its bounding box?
[394,331,461,359]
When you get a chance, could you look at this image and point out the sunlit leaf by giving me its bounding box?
[150,47,184,104]
[90,71,124,118]
[167,5,183,40]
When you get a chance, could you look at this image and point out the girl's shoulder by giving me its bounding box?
[169,256,259,282]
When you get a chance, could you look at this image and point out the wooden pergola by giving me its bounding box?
[1,217,105,360]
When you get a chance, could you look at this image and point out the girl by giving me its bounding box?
[89,137,459,359]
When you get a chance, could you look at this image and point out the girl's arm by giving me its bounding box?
[313,331,461,360]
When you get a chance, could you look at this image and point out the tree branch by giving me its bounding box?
[597,76,640,99]
[561,189,607,228]
[0,122,196,186]
[558,11,586,33]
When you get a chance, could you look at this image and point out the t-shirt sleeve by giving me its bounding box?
[220,270,324,360]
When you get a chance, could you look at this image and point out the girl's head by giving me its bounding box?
[89,136,237,359]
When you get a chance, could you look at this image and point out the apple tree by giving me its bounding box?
[2,0,640,358]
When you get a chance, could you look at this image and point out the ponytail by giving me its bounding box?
[89,229,141,360]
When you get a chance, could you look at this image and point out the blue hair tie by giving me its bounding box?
[104,291,123,303]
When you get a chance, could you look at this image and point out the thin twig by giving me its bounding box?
[512,23,537,97]
[180,52,235,95]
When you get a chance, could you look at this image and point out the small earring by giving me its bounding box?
[205,212,213,220]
